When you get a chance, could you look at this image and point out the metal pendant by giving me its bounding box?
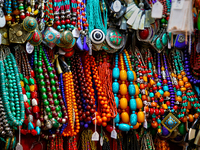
[127,7,140,26]
[161,113,180,132]
[132,10,143,30]
[0,26,9,45]
[9,24,31,44]
[139,14,145,30]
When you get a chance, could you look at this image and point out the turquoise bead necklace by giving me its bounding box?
[86,0,107,34]
[0,48,25,127]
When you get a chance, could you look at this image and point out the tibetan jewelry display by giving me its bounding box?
[0,0,199,149]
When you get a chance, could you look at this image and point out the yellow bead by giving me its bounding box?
[120,97,128,109]
[155,92,161,98]
[30,85,35,92]
[183,77,188,82]
[178,80,184,86]
[162,104,168,109]
[120,70,127,81]
[136,98,143,109]
[133,122,140,129]
[150,79,155,86]
[161,67,165,71]
[180,87,186,92]
[120,84,127,95]
[158,129,162,133]
[135,84,139,95]
[121,112,129,123]
[20,81,24,87]
[143,76,147,82]
[137,111,144,123]
[34,10,39,15]
[27,7,31,13]
[163,91,170,97]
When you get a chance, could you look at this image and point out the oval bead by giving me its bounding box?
[112,82,119,94]
[129,99,137,111]
[120,98,128,109]
[120,70,127,81]
[128,84,135,96]
[136,98,143,109]
[121,112,129,123]
[134,84,139,95]
[114,113,120,123]
[130,113,137,126]
[115,96,119,108]
[118,123,130,131]
[176,91,182,96]
[137,111,145,123]
[120,84,127,95]
[163,85,169,91]
[133,122,140,129]
[127,70,134,81]
[112,68,120,79]
[178,123,186,135]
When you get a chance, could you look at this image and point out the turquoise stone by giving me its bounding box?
[157,82,161,87]
[127,70,134,82]
[149,92,154,98]
[156,38,163,50]
[163,85,169,91]
[28,122,34,130]
[118,123,130,131]
[35,126,41,135]
[158,89,164,95]
[130,114,137,126]
[128,84,135,96]
[114,113,120,123]
[162,33,168,45]
[177,91,182,96]
[129,99,136,111]
[114,96,119,108]
[112,82,119,94]
[112,68,120,79]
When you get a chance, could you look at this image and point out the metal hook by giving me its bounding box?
[30,137,43,150]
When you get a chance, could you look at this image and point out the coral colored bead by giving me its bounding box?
[188,114,194,122]
[150,108,154,115]
[160,108,164,115]
[33,106,40,113]
[166,101,170,106]
[155,109,159,115]
[151,121,158,128]
[61,20,65,24]
[5,15,12,21]
[140,84,145,89]
[24,102,29,108]
[55,21,61,26]
[66,19,70,24]
[182,116,187,122]
[194,113,199,119]
[163,79,168,84]
[13,9,20,15]
[151,101,157,107]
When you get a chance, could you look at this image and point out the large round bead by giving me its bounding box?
[137,111,144,123]
[128,84,135,96]
[112,81,119,94]
[121,112,129,123]
[127,70,134,82]
[129,99,137,111]
[120,84,127,95]
[120,70,127,81]
[120,98,128,109]
[130,113,137,126]
[136,98,143,109]
[118,123,130,131]
[112,68,120,79]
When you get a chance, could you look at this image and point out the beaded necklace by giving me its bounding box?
[34,46,68,139]
[0,47,25,127]
[113,50,139,131]
[70,54,95,128]
[15,46,41,136]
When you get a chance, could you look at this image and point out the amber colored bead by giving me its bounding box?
[178,80,184,86]
[163,91,170,97]
[194,113,199,119]
[13,9,20,15]
[185,83,191,88]
[182,116,187,122]
[155,92,161,98]
[177,75,182,79]
[5,15,12,21]
[188,114,194,122]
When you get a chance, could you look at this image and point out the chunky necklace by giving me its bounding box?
[0,47,25,127]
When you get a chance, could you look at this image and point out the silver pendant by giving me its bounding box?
[113,0,121,12]
[0,7,5,28]
[39,19,45,32]
[139,14,145,30]
[127,7,140,26]
[132,10,142,30]
[16,143,23,150]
